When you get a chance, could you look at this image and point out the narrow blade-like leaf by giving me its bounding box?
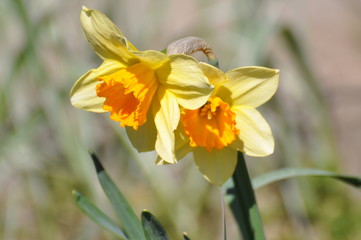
[90,152,146,240]
[141,210,169,240]
[252,167,361,189]
[230,153,265,240]
[73,190,128,239]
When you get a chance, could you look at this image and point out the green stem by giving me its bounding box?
[230,153,265,240]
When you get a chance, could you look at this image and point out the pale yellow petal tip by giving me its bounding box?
[81,6,91,17]
[155,156,177,165]
[164,158,178,164]
[245,145,274,157]
[204,175,226,186]
[69,96,83,109]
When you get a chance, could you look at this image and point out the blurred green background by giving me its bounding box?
[1,0,361,239]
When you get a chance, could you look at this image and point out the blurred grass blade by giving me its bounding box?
[223,211,227,240]
[141,211,169,240]
[221,194,227,240]
[281,27,326,105]
[183,232,191,240]
[252,168,361,189]
[90,152,146,240]
[230,153,265,240]
[72,191,128,239]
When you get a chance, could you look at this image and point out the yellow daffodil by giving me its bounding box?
[70,7,213,163]
[170,63,279,185]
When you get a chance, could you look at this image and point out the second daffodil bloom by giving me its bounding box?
[172,63,279,186]
[70,7,213,163]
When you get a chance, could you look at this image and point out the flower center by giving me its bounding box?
[181,97,239,151]
[96,63,158,130]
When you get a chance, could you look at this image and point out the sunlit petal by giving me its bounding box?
[70,59,125,112]
[156,122,193,165]
[232,106,274,156]
[199,62,227,90]
[157,55,213,110]
[217,67,279,107]
[153,87,180,164]
[81,6,138,63]
[193,147,237,186]
[133,50,169,70]
[155,144,192,165]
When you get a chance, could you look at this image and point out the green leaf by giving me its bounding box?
[141,211,169,240]
[252,167,361,189]
[72,191,128,239]
[90,152,146,240]
[227,166,361,239]
[230,153,265,240]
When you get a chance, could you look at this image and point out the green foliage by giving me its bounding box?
[73,191,128,239]
[89,153,146,240]
[230,153,265,240]
[141,211,169,240]
[252,168,361,189]
[73,153,189,240]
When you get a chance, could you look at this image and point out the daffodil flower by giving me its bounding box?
[170,63,279,185]
[70,7,213,163]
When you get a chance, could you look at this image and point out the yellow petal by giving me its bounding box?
[193,147,237,186]
[232,106,274,157]
[218,67,279,107]
[174,143,192,161]
[154,157,169,165]
[133,50,169,70]
[199,62,227,89]
[174,125,193,159]
[125,113,157,152]
[156,124,193,165]
[70,59,125,112]
[80,7,138,63]
[152,87,180,164]
[156,55,213,110]
[155,143,192,165]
